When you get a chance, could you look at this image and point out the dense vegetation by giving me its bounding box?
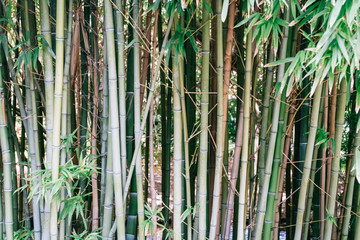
[0,0,360,239]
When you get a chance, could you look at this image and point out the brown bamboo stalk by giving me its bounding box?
[327,77,337,204]
[140,0,153,109]
[222,0,236,147]
[222,99,244,240]
[91,47,100,231]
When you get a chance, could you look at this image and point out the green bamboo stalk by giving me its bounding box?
[159,4,171,238]
[179,53,193,240]
[104,0,126,239]
[324,79,347,239]
[23,1,42,238]
[149,99,157,239]
[59,2,74,237]
[39,0,55,237]
[125,1,138,237]
[302,147,321,239]
[172,15,183,240]
[0,43,14,240]
[236,27,252,240]
[184,5,197,207]
[198,1,210,238]
[274,97,295,240]
[5,95,31,229]
[232,1,245,237]
[123,13,175,208]
[50,0,66,238]
[121,11,174,240]
[258,48,274,192]
[303,85,325,240]
[102,116,113,239]
[220,128,229,235]
[132,1,145,238]
[115,0,127,192]
[293,82,324,239]
[208,1,224,239]
[252,4,290,237]
[100,25,109,228]
[263,91,286,239]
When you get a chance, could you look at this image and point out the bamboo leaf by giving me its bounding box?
[337,36,350,64]
[234,13,259,28]
[221,0,229,22]
[329,0,345,27]
[301,0,318,11]
[265,57,294,67]
[125,39,136,50]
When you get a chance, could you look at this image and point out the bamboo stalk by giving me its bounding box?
[132,1,145,238]
[324,79,347,239]
[293,82,324,239]
[303,91,324,239]
[50,0,66,238]
[252,4,290,237]
[208,1,224,238]
[99,23,109,228]
[0,44,14,240]
[258,48,274,193]
[236,28,252,240]
[115,0,127,193]
[123,13,174,207]
[263,91,287,239]
[104,0,126,238]
[102,116,114,239]
[39,0,55,237]
[320,81,329,239]
[23,1,42,238]
[178,51,193,240]
[172,14,183,240]
[222,101,244,240]
[273,96,295,239]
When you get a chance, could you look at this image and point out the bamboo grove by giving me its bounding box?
[1,0,360,239]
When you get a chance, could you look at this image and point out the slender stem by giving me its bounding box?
[172,14,183,240]
[0,43,14,240]
[324,79,347,239]
[293,82,324,239]
[237,27,252,240]
[104,0,126,238]
[198,0,210,238]
[208,1,224,238]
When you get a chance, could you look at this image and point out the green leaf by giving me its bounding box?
[265,57,295,67]
[329,0,345,27]
[274,82,282,97]
[221,0,229,22]
[234,13,259,28]
[326,208,338,227]
[125,39,136,50]
[337,36,350,64]
[147,0,161,12]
